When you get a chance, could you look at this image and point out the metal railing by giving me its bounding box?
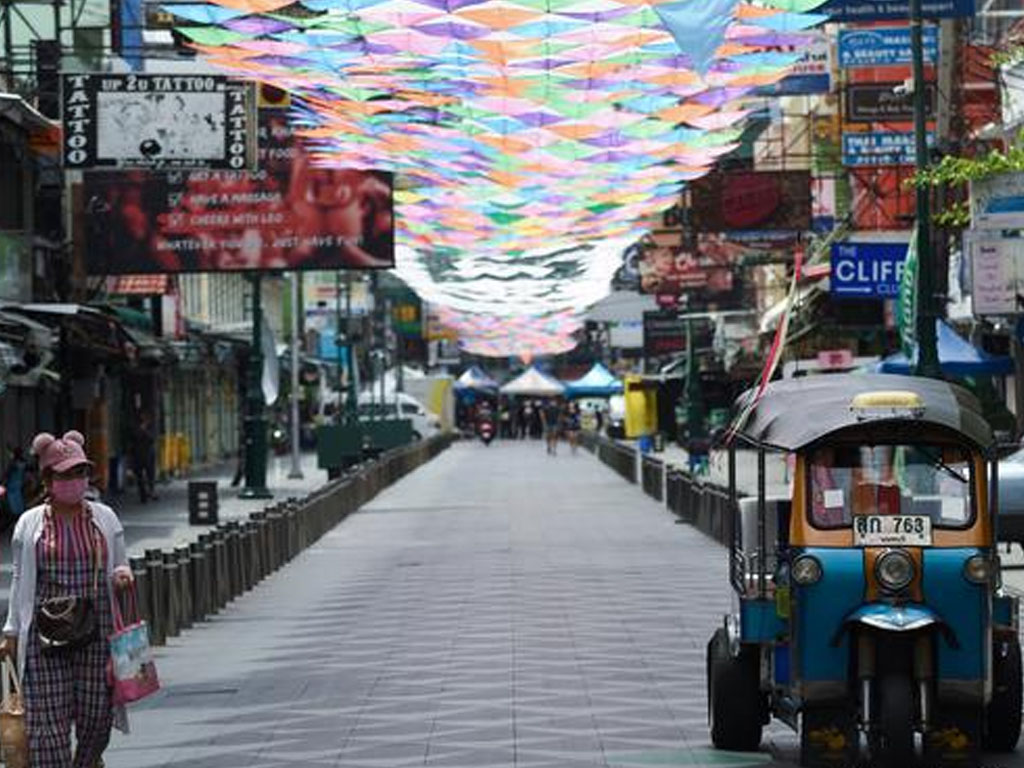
[129,435,453,645]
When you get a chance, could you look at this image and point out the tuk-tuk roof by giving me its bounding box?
[732,374,994,453]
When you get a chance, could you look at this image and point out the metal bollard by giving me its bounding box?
[129,556,149,625]
[198,533,217,616]
[189,540,207,622]
[226,521,242,598]
[250,512,267,581]
[176,545,193,630]
[145,548,167,646]
[239,522,254,592]
[212,527,229,608]
[162,550,180,638]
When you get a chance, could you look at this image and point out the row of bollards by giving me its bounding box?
[129,435,453,646]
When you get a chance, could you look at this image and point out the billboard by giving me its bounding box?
[754,36,831,96]
[846,83,936,123]
[81,110,395,273]
[689,171,812,232]
[838,26,938,68]
[637,235,738,297]
[643,311,686,356]
[816,0,974,20]
[62,74,255,170]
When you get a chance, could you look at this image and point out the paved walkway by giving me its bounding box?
[101,441,1024,768]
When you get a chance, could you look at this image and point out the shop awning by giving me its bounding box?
[877,320,1013,377]
[455,365,499,392]
[500,367,565,397]
[563,363,623,397]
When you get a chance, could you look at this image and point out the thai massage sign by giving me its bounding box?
[62,74,255,170]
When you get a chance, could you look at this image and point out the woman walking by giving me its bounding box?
[0,430,133,768]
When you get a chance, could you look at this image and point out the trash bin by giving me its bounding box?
[188,481,218,525]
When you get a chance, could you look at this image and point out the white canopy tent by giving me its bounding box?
[500,367,565,397]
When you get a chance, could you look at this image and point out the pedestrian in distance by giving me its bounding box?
[542,399,563,456]
[521,401,534,440]
[3,445,29,526]
[129,413,158,503]
[0,430,135,768]
[564,402,581,455]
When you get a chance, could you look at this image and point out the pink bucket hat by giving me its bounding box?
[31,430,92,474]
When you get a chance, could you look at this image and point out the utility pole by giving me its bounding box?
[240,273,271,498]
[345,271,358,424]
[911,0,941,378]
[287,271,303,479]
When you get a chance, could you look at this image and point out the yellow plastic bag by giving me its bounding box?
[0,658,28,768]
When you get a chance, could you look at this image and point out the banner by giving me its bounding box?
[82,110,395,273]
[62,74,255,170]
[689,171,812,232]
[838,26,938,68]
[846,83,936,123]
[897,231,917,358]
[817,0,974,20]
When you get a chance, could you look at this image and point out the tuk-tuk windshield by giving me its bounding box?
[808,443,973,530]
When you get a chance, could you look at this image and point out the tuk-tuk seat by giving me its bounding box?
[851,481,900,516]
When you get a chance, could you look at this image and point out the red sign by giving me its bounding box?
[80,109,394,274]
[690,171,812,232]
[817,349,854,369]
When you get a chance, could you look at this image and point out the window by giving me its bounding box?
[808,443,973,530]
[401,403,419,415]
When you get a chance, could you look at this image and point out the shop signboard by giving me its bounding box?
[830,241,910,299]
[838,26,938,68]
[756,36,831,96]
[816,0,974,20]
[842,131,934,167]
[967,234,1024,316]
[970,172,1024,231]
[62,73,255,170]
[1002,61,1024,131]
[846,83,936,123]
[689,171,812,232]
[642,311,686,356]
[81,108,395,273]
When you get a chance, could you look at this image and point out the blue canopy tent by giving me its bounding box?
[877,320,1013,377]
[454,365,500,393]
[564,363,624,398]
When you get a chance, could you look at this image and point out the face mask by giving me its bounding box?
[51,476,88,506]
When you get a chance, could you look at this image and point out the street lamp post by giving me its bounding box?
[240,273,271,498]
[288,271,304,479]
[911,0,941,378]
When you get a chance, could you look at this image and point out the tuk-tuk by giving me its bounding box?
[707,374,1021,767]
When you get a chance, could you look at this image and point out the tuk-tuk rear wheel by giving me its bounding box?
[874,674,915,768]
[985,635,1022,752]
[707,629,763,752]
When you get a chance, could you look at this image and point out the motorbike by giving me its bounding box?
[270,423,289,456]
[478,417,495,446]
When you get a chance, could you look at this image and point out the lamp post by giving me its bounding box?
[287,271,303,479]
[911,0,941,379]
[240,273,271,498]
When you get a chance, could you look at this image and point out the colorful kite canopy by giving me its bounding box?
[174,0,830,356]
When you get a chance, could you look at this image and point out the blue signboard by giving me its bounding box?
[842,131,935,167]
[838,27,938,68]
[757,73,831,97]
[831,242,910,299]
[818,0,974,20]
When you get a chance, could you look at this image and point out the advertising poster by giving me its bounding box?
[689,171,812,232]
[82,109,395,273]
[62,74,255,170]
[637,235,738,297]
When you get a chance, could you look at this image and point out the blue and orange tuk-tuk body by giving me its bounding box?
[707,374,1021,767]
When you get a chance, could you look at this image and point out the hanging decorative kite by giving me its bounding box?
[173,0,831,355]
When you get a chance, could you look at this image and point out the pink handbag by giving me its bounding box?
[108,587,160,705]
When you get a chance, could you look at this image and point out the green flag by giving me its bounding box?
[897,231,918,359]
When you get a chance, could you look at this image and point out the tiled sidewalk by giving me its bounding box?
[104,440,806,768]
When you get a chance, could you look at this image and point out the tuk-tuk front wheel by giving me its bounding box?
[707,628,763,751]
[985,635,1022,752]
[874,674,915,767]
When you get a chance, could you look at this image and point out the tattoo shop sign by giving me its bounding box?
[62,74,255,170]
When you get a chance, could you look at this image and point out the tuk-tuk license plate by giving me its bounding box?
[853,515,932,547]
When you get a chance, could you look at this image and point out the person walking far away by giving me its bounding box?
[0,430,135,768]
[3,445,28,523]
[564,402,581,455]
[130,413,158,503]
[542,399,563,456]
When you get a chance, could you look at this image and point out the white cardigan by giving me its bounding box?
[3,502,128,680]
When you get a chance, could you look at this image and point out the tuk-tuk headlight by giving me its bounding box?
[964,555,992,584]
[792,555,823,586]
[876,550,915,592]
